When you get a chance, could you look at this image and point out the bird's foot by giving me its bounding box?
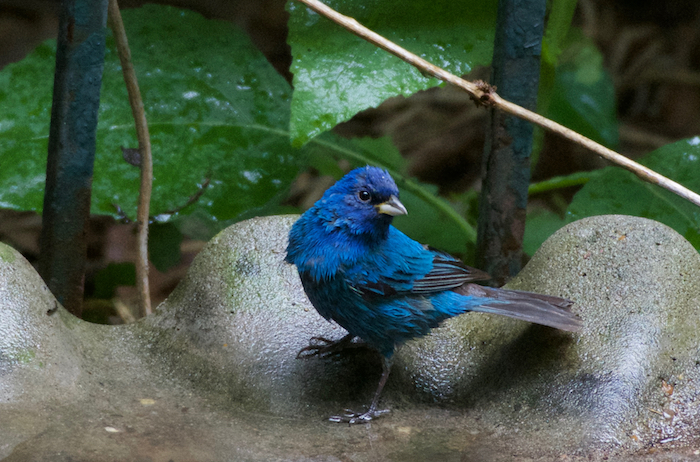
[296,334,361,359]
[329,408,390,425]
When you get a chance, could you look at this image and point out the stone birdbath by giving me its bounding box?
[1,214,699,461]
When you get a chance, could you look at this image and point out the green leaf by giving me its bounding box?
[286,0,498,146]
[532,0,579,163]
[519,169,600,255]
[523,208,567,257]
[528,170,596,195]
[523,169,598,256]
[542,0,579,65]
[306,134,477,256]
[0,43,54,211]
[0,5,305,233]
[546,30,619,150]
[92,262,136,299]
[393,187,475,258]
[149,222,183,273]
[566,137,700,249]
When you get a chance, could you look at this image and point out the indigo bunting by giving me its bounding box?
[286,166,581,424]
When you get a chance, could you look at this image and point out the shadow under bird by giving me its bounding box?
[285,166,582,424]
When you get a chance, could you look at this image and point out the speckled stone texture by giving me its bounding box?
[1,214,699,461]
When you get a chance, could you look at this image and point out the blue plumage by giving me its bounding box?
[286,166,580,423]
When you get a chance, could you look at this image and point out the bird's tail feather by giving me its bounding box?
[454,284,582,332]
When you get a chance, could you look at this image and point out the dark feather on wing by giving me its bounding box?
[411,252,491,294]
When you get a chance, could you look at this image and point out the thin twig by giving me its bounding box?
[112,298,137,324]
[294,0,700,208]
[108,0,153,317]
[161,177,211,216]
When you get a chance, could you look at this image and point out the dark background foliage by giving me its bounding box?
[0,0,699,323]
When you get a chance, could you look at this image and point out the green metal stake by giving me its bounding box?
[476,0,546,285]
[39,0,109,316]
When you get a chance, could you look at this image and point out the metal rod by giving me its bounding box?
[40,0,109,316]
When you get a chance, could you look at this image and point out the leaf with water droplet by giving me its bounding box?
[0,5,306,238]
[286,0,498,147]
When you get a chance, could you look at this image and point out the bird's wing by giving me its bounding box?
[344,228,491,299]
[409,251,491,294]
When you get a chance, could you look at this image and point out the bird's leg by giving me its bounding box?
[329,357,392,424]
[296,333,362,359]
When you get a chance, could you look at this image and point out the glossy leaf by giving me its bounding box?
[541,0,579,64]
[525,139,700,254]
[567,137,700,248]
[0,43,54,211]
[286,0,498,146]
[0,5,303,229]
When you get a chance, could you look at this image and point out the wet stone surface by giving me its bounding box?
[1,214,700,461]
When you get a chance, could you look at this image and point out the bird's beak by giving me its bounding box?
[376,195,408,216]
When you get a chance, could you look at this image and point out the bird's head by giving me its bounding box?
[286,166,407,274]
[318,166,407,240]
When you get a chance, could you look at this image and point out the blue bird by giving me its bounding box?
[285,166,581,424]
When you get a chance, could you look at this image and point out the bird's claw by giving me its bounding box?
[329,408,390,425]
[296,334,359,359]
[296,336,340,359]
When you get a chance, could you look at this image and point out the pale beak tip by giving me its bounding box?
[377,195,408,216]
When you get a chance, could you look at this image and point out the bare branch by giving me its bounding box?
[108,0,153,317]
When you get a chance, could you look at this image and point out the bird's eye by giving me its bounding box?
[358,190,371,202]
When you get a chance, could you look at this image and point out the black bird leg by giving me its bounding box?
[330,356,392,424]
